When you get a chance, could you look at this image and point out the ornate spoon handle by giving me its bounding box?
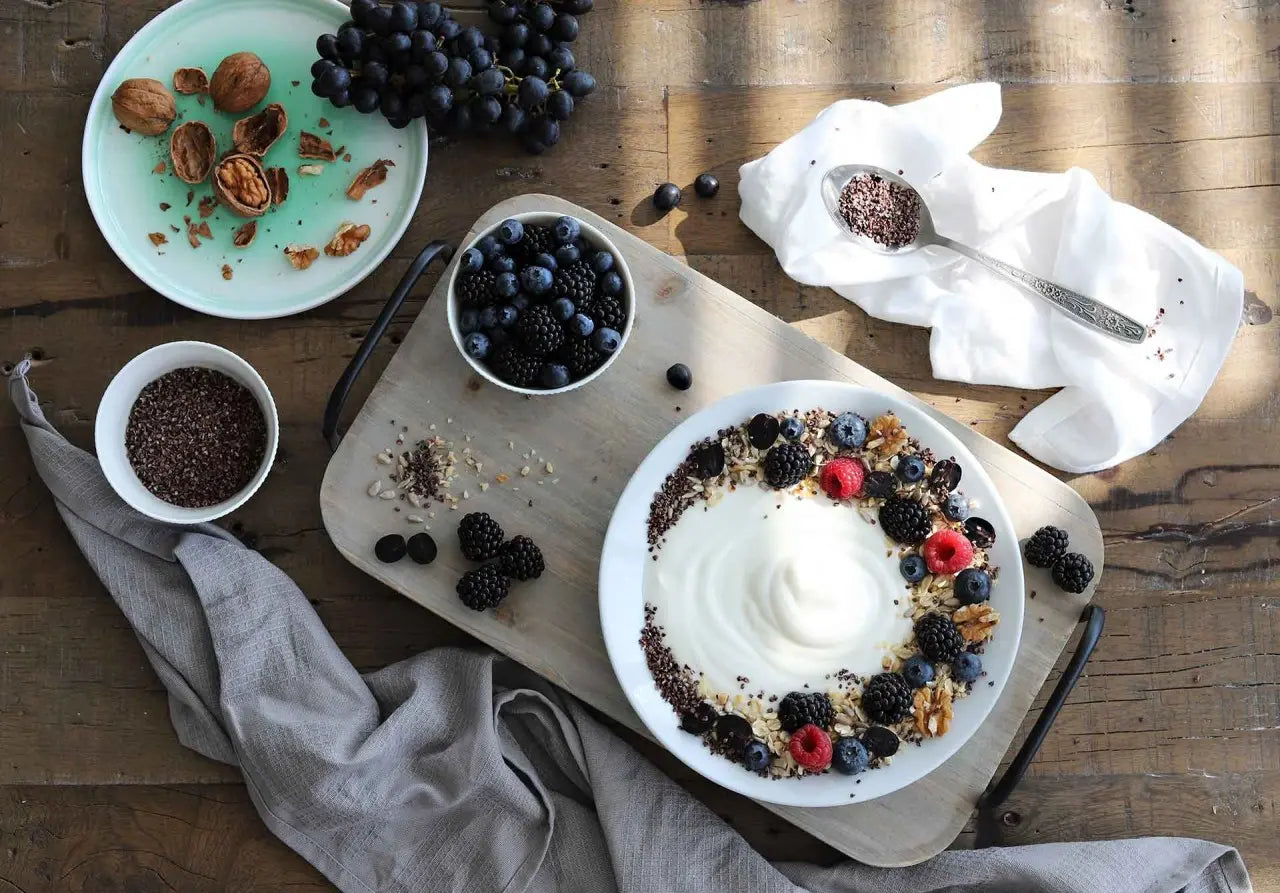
[937,237,1147,344]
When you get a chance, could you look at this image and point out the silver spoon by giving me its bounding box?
[820,164,1147,344]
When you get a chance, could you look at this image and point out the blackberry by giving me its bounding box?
[763,442,811,489]
[587,296,625,330]
[457,511,504,561]
[515,223,556,261]
[457,269,497,307]
[559,337,605,377]
[777,691,834,733]
[861,673,913,725]
[498,535,544,580]
[456,564,509,611]
[1024,525,1069,568]
[516,304,565,356]
[879,497,931,545]
[489,344,540,387]
[914,612,964,663]
[1051,552,1094,594]
[553,260,597,303]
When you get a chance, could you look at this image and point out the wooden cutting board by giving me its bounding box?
[319,194,1102,866]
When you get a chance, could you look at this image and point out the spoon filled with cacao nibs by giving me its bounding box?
[819,163,1146,344]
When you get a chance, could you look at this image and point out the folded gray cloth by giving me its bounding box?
[9,358,1251,893]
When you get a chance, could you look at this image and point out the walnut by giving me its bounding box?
[284,244,319,270]
[232,103,288,157]
[147,232,167,247]
[111,78,176,135]
[869,414,908,455]
[221,264,233,281]
[324,222,371,257]
[212,154,271,218]
[913,683,953,738]
[232,221,257,248]
[298,131,337,161]
[265,167,289,206]
[953,603,999,643]
[172,67,208,95]
[168,120,216,184]
[209,52,271,113]
[346,159,394,200]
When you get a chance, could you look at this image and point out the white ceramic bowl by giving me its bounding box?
[599,380,1025,808]
[446,211,636,395]
[95,341,279,524]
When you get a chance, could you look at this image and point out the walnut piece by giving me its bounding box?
[869,414,908,455]
[148,232,167,247]
[212,154,271,218]
[953,603,1000,643]
[172,67,209,95]
[298,131,337,161]
[111,78,176,135]
[232,221,257,248]
[210,52,271,113]
[221,264,233,281]
[232,103,288,157]
[265,167,289,206]
[913,683,953,738]
[197,195,218,218]
[169,121,216,184]
[298,164,325,176]
[346,159,394,200]
[184,216,213,249]
[284,244,320,270]
[324,223,371,257]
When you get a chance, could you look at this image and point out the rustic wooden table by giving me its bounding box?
[2,1,1277,889]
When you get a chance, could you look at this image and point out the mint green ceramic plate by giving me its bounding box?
[83,0,428,319]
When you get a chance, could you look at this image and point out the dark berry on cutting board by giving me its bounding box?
[1024,525,1069,568]
[1051,552,1095,594]
[653,182,682,212]
[763,442,811,489]
[498,534,544,580]
[458,511,504,561]
[694,172,720,198]
[374,534,407,563]
[406,532,438,565]
[679,702,717,734]
[879,497,931,545]
[915,612,964,663]
[747,413,781,449]
[456,564,509,611]
[693,442,725,478]
[964,516,997,549]
[666,363,692,391]
[861,673,913,725]
[860,726,900,758]
[777,691,834,733]
[954,568,992,604]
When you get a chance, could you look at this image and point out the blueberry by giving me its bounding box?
[897,455,926,483]
[498,218,524,245]
[533,252,558,272]
[374,534,407,563]
[954,568,992,605]
[780,417,805,440]
[497,305,519,327]
[899,554,927,583]
[511,293,531,311]
[550,297,575,322]
[741,739,771,772]
[463,332,490,360]
[952,652,983,683]
[666,363,692,390]
[599,271,623,296]
[478,306,500,330]
[492,271,519,299]
[555,243,581,266]
[591,327,621,355]
[653,182,681,212]
[489,254,516,274]
[520,265,553,295]
[477,235,502,258]
[567,313,594,338]
[831,737,870,775]
[828,412,868,449]
[406,532,437,564]
[460,247,484,273]
[590,251,614,274]
[554,216,581,243]
[942,492,970,521]
[902,655,936,689]
[694,172,720,198]
[457,308,480,334]
[538,363,570,389]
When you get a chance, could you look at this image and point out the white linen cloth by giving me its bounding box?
[738,83,1243,474]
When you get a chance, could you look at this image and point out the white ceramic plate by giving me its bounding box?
[599,380,1024,808]
[82,0,428,319]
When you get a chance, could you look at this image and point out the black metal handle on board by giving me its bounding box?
[973,604,1105,842]
[323,240,454,452]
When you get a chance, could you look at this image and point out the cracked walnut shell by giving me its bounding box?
[298,131,337,161]
[265,167,288,206]
[913,683,953,738]
[346,159,394,200]
[111,78,176,136]
[952,603,999,643]
[232,221,257,248]
[232,103,288,157]
[209,52,271,113]
[325,223,371,257]
[212,154,271,218]
[169,120,216,184]
[172,67,209,95]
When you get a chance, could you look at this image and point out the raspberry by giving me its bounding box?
[921,529,975,575]
[818,457,865,500]
[788,724,833,771]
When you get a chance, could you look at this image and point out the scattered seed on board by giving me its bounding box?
[407,515,424,524]
[544,462,554,474]
[367,480,383,497]
[376,452,393,465]
[520,465,531,476]
[378,490,396,500]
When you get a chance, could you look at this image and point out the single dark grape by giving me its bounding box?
[530,3,555,31]
[311,58,336,79]
[381,89,407,120]
[503,46,526,71]
[472,67,505,95]
[445,56,472,87]
[503,23,530,48]
[562,0,593,12]
[527,33,553,56]
[317,65,352,95]
[563,70,596,97]
[470,48,493,72]
[366,5,393,34]
[424,83,453,115]
[546,89,573,120]
[423,50,449,79]
[501,102,528,134]
[337,27,364,58]
[417,1,443,27]
[523,56,549,80]
[653,182,682,212]
[551,13,579,42]
[694,172,720,198]
[517,75,550,109]
[364,42,389,65]
[547,45,575,73]
[449,101,473,134]
[350,0,379,26]
[362,60,389,89]
[472,95,503,124]
[454,25,485,53]
[410,29,437,58]
[437,18,461,40]
[330,89,351,108]
[316,33,340,61]
[352,86,380,113]
[389,0,418,31]
[530,116,559,146]
[310,78,331,98]
[383,31,412,55]
[387,115,411,129]
[489,1,519,25]
[405,91,429,118]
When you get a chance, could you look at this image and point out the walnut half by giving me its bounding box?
[212,154,271,218]
[953,603,1000,643]
[324,223,371,257]
[913,683,953,738]
[284,244,319,270]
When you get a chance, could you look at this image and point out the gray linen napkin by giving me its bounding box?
[8,358,1251,893]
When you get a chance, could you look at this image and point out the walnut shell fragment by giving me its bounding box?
[168,120,216,184]
[221,264,234,281]
[265,167,289,206]
[172,67,209,95]
[209,51,271,113]
[284,244,319,270]
[233,103,288,157]
[212,154,271,218]
[148,232,167,247]
[298,131,337,161]
[111,78,176,136]
[232,221,258,248]
[346,159,394,201]
[324,223,371,257]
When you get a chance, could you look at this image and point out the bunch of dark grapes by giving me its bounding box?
[310,0,597,153]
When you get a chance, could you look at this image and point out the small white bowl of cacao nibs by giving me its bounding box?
[95,341,279,525]
[446,211,636,396]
